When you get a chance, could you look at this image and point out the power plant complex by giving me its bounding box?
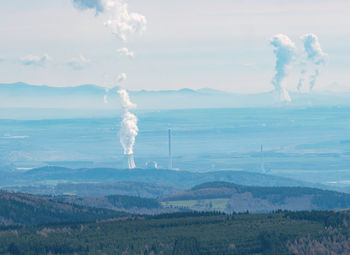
[123,128,173,170]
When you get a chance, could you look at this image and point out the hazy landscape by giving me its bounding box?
[2,0,350,254]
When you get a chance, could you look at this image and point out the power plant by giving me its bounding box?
[121,129,173,170]
[124,154,136,169]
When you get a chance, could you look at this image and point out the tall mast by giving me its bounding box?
[168,129,172,169]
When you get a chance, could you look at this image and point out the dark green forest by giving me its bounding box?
[106,194,161,209]
[190,181,350,208]
[2,210,350,254]
[0,190,124,226]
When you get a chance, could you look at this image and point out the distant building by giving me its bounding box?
[145,161,158,169]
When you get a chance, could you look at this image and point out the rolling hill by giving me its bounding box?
[0,190,124,226]
[53,194,181,215]
[5,166,327,190]
[161,181,350,213]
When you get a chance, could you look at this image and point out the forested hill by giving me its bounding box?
[161,181,350,212]
[1,210,350,254]
[0,190,124,226]
[52,194,179,215]
[6,166,323,189]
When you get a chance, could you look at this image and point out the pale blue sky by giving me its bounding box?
[0,0,349,93]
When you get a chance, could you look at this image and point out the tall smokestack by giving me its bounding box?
[260,144,265,173]
[168,129,172,170]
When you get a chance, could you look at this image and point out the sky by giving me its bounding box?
[0,0,349,93]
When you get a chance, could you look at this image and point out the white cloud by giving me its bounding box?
[21,54,51,66]
[72,0,147,41]
[66,55,91,70]
[117,47,134,57]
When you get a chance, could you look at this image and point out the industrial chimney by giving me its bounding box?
[260,144,265,173]
[168,129,173,170]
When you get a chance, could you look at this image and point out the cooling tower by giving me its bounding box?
[124,154,136,169]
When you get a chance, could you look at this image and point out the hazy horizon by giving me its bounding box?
[0,0,349,95]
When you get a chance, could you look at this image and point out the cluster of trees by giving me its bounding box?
[0,190,123,226]
[106,194,161,209]
[1,210,350,254]
[184,181,350,209]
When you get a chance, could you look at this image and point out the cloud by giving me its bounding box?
[117,72,127,83]
[72,0,147,41]
[117,47,134,57]
[66,55,91,70]
[270,34,296,102]
[21,54,51,66]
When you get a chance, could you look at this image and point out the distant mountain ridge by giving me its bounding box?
[2,166,332,191]
[1,83,350,116]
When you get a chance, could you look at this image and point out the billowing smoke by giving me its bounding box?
[117,73,127,83]
[270,34,296,102]
[118,88,138,168]
[297,65,307,91]
[72,0,147,41]
[72,0,144,168]
[103,73,127,104]
[299,33,327,91]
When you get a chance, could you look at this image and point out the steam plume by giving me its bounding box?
[118,89,138,167]
[103,73,127,104]
[270,34,296,102]
[300,33,327,91]
[72,0,147,41]
[297,67,307,91]
[72,0,144,168]
[117,73,127,83]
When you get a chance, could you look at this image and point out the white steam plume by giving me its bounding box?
[72,0,143,168]
[72,0,147,41]
[117,73,127,83]
[118,89,138,156]
[270,34,296,102]
[103,73,127,104]
[300,33,327,91]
